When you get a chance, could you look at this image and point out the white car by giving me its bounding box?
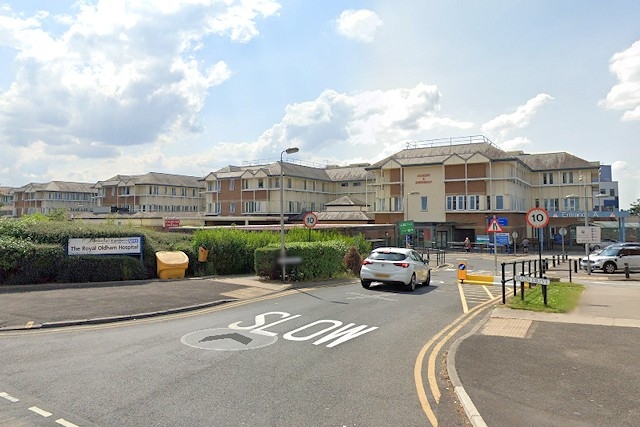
[360,247,431,291]
[580,244,640,274]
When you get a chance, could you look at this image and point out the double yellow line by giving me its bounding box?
[414,294,501,426]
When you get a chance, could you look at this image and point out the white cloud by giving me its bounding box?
[481,93,553,139]
[335,9,382,43]
[497,137,532,151]
[245,83,472,165]
[0,0,279,153]
[599,39,640,121]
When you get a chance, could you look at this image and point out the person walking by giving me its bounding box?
[522,237,529,254]
[464,237,472,252]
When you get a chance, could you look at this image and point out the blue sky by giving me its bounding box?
[0,1,639,207]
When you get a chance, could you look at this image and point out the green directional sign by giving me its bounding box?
[398,220,415,235]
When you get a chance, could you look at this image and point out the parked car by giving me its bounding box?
[580,244,640,274]
[588,238,619,251]
[360,247,431,291]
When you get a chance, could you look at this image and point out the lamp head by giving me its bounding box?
[285,147,299,155]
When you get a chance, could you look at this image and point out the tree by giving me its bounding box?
[629,199,640,217]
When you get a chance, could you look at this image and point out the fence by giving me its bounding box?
[499,254,571,305]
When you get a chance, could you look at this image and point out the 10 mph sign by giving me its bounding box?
[303,212,318,228]
[526,207,550,228]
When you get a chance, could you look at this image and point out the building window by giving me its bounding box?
[543,173,554,185]
[258,179,264,189]
[468,195,479,210]
[562,172,574,184]
[495,195,504,210]
[230,202,235,214]
[243,180,249,190]
[341,183,349,187]
[303,180,307,190]
[564,197,577,211]
[274,178,280,189]
[287,178,292,189]
[420,196,428,211]
[230,179,235,191]
[393,197,403,212]
[353,182,361,187]
[544,198,559,210]
[610,189,615,197]
[446,196,456,211]
[456,195,466,210]
[486,195,491,210]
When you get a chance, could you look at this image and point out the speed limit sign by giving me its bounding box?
[526,207,550,228]
[302,212,318,228]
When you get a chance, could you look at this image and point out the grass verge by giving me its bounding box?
[507,282,585,313]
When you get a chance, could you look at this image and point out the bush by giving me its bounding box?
[255,241,349,281]
[2,245,66,286]
[344,246,363,275]
[0,235,35,272]
[57,256,147,283]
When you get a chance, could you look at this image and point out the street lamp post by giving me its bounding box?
[567,176,591,275]
[280,147,299,281]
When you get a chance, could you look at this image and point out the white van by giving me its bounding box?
[580,245,640,273]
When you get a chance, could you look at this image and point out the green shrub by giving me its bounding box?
[57,255,147,283]
[2,245,65,286]
[344,246,363,275]
[0,236,36,272]
[255,241,349,281]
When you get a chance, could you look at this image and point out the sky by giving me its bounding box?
[0,1,639,208]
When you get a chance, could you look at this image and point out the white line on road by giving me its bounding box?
[29,406,53,417]
[56,419,80,427]
[0,392,19,402]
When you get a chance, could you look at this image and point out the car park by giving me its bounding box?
[360,247,431,291]
[580,244,640,274]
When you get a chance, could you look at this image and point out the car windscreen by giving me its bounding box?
[369,252,407,261]
[600,247,622,256]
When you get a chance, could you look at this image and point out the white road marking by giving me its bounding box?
[29,406,53,417]
[0,392,19,402]
[56,419,80,427]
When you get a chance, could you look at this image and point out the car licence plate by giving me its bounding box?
[375,273,390,278]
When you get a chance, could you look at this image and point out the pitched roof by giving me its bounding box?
[97,172,205,188]
[515,152,598,171]
[367,140,511,169]
[325,195,367,206]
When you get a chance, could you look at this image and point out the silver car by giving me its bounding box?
[360,247,431,291]
[580,244,640,274]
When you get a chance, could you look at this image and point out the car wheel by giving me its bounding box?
[422,271,431,286]
[603,262,616,274]
[407,274,417,292]
[361,279,372,289]
[593,245,601,250]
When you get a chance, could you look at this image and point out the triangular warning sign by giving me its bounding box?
[609,212,617,218]
[487,218,503,232]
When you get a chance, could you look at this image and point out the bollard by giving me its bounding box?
[552,255,556,267]
[569,260,572,282]
[574,259,578,273]
[625,263,630,279]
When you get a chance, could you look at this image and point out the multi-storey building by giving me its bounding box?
[366,135,626,247]
[201,161,375,224]
[94,172,205,214]
[0,186,14,217]
[11,182,98,217]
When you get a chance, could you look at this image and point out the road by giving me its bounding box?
[0,257,506,426]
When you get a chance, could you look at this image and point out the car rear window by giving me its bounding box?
[369,252,407,261]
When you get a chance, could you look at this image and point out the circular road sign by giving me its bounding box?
[526,207,550,228]
[303,212,318,228]
[559,227,567,236]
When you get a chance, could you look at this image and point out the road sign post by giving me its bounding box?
[302,212,318,242]
[526,208,550,278]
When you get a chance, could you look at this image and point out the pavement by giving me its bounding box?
[1,259,640,426]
